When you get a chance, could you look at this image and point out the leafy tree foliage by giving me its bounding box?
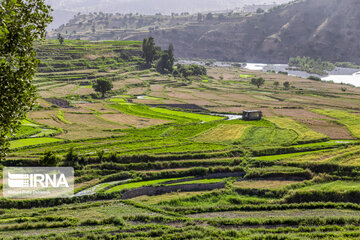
[57,33,64,45]
[197,13,202,22]
[206,12,213,20]
[174,64,207,78]
[289,56,335,75]
[142,36,156,66]
[308,76,321,81]
[39,151,60,166]
[251,77,265,88]
[168,44,175,69]
[273,81,280,89]
[283,81,291,90]
[256,8,265,13]
[0,0,52,159]
[153,46,163,62]
[92,78,113,98]
[156,44,175,73]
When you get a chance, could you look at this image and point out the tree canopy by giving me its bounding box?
[57,33,64,45]
[283,81,291,90]
[156,44,175,73]
[0,0,52,159]
[92,78,113,98]
[251,77,265,88]
[142,36,156,66]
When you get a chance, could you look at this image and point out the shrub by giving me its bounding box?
[251,77,265,88]
[174,64,207,78]
[308,76,321,81]
[39,151,60,166]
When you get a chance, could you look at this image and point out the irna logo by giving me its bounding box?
[3,167,74,199]
[8,172,69,188]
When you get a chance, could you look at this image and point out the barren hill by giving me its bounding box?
[51,0,360,64]
[125,0,360,63]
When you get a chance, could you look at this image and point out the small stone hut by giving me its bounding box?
[242,110,262,121]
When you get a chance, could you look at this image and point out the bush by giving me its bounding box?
[308,76,321,81]
[174,64,207,78]
[251,77,265,88]
[39,151,60,166]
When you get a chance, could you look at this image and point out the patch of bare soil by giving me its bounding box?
[44,98,72,108]
[183,99,217,106]
[101,113,170,128]
[205,106,244,113]
[127,87,147,95]
[274,108,332,119]
[296,118,355,140]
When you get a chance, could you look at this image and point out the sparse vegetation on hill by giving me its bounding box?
[49,0,360,64]
[289,56,335,75]
[174,64,207,78]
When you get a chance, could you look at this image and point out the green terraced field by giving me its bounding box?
[267,116,328,143]
[313,109,360,138]
[3,39,360,239]
[194,124,250,142]
[9,137,64,149]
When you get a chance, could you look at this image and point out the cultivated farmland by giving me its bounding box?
[2,39,360,239]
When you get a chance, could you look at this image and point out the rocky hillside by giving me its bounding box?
[51,0,360,64]
[46,0,290,14]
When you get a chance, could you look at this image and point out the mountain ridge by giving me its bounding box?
[50,0,360,64]
[131,0,360,64]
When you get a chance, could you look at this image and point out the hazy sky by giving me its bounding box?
[46,0,292,14]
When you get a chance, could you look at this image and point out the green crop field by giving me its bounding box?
[3,39,360,239]
[9,137,64,149]
[195,124,250,142]
[106,177,185,193]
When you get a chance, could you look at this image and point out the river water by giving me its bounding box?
[176,60,360,87]
[246,63,360,87]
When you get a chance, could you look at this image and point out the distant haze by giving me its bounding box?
[46,0,292,30]
[46,0,292,14]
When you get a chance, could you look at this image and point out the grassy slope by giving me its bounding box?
[3,40,360,239]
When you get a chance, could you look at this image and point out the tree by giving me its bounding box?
[283,81,291,90]
[57,33,64,45]
[157,43,175,73]
[153,46,163,62]
[0,0,52,159]
[174,64,206,78]
[39,151,60,166]
[168,44,175,69]
[256,8,265,13]
[206,12,213,20]
[142,37,156,66]
[273,81,280,89]
[251,77,265,88]
[197,13,202,22]
[92,78,113,98]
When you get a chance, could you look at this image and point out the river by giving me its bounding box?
[176,60,360,87]
[246,63,360,87]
